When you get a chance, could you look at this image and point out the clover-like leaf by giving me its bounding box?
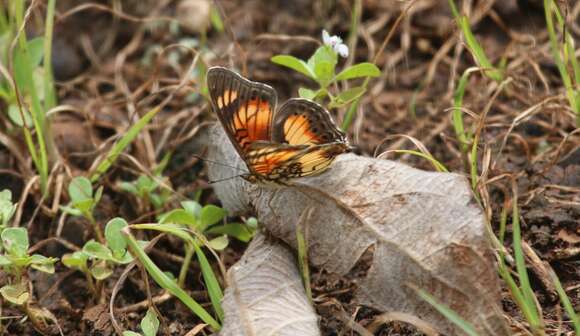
[141,307,160,336]
[199,205,227,231]
[90,261,113,280]
[105,218,129,255]
[0,283,29,305]
[271,55,315,79]
[30,254,57,274]
[69,176,93,203]
[83,240,113,261]
[62,251,88,269]
[1,227,29,258]
[334,62,381,81]
[181,200,202,217]
[159,209,198,227]
[207,235,229,250]
[0,189,16,226]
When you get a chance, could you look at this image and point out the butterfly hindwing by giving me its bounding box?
[273,98,347,146]
[207,67,277,157]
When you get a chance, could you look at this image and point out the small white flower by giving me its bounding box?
[335,43,349,58]
[321,29,349,58]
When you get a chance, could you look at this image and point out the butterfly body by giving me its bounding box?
[207,66,349,184]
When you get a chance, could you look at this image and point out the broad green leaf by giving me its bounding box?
[329,86,366,108]
[1,227,29,258]
[26,37,45,68]
[206,223,254,242]
[0,189,16,226]
[72,198,93,214]
[271,55,315,79]
[207,235,228,250]
[83,240,113,261]
[0,255,11,266]
[0,283,29,305]
[199,205,227,231]
[62,251,88,268]
[7,104,32,127]
[122,332,142,336]
[298,88,317,100]
[141,307,160,336]
[90,262,113,280]
[105,218,129,254]
[118,181,138,195]
[334,62,381,81]
[60,205,83,217]
[159,209,198,227]
[69,176,93,202]
[111,250,133,264]
[30,254,57,273]
[307,45,337,75]
[181,200,202,217]
[314,60,335,85]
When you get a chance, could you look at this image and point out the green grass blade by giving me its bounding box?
[511,197,543,331]
[549,269,580,334]
[90,106,161,182]
[191,242,224,321]
[448,0,502,82]
[411,285,479,336]
[42,0,56,110]
[385,149,448,172]
[122,228,220,331]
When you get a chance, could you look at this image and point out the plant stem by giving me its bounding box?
[178,244,194,287]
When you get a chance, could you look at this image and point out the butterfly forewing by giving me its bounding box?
[207,67,277,156]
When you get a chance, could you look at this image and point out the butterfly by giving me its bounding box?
[206,66,350,184]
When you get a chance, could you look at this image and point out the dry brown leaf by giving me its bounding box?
[208,125,509,335]
[219,232,320,336]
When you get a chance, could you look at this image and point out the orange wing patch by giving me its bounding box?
[217,90,238,108]
[232,99,273,150]
[283,115,319,146]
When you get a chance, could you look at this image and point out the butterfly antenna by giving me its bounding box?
[208,174,246,184]
[192,154,247,173]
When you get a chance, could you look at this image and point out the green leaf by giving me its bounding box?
[329,86,366,108]
[206,223,254,242]
[118,181,138,195]
[26,37,45,68]
[69,176,93,202]
[1,227,29,258]
[207,235,228,250]
[72,198,93,214]
[199,205,227,231]
[60,205,83,217]
[122,332,142,336]
[30,254,57,273]
[90,261,113,280]
[159,209,198,227]
[0,283,29,305]
[0,189,16,226]
[141,307,160,336]
[334,62,381,81]
[181,200,202,217]
[209,6,224,32]
[245,217,258,229]
[83,240,113,261]
[105,218,129,254]
[62,251,88,268]
[314,60,334,85]
[298,88,317,100]
[271,55,315,79]
[0,255,11,266]
[7,104,32,127]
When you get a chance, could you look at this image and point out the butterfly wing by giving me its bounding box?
[207,67,277,158]
[273,98,347,146]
